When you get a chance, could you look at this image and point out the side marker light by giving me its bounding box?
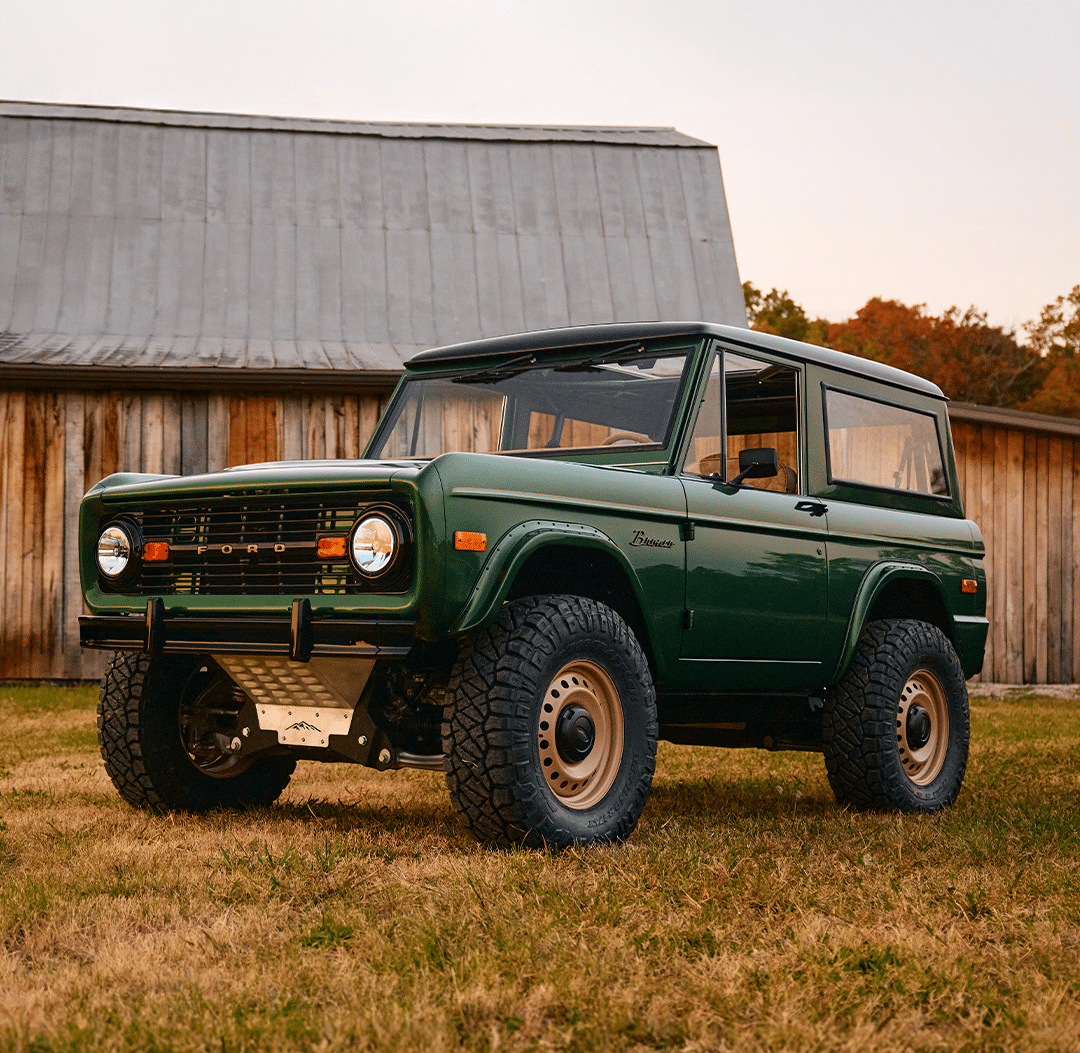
[454,531,487,552]
[961,579,978,594]
[143,542,170,562]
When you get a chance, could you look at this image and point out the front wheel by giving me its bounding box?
[443,596,657,848]
[823,619,969,812]
[97,651,296,812]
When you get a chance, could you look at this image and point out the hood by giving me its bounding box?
[86,459,426,502]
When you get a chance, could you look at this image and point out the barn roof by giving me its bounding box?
[0,101,745,390]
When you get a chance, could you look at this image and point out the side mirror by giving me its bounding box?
[729,447,779,486]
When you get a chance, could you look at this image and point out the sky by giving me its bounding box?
[1,0,1076,336]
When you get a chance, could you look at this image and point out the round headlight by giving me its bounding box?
[97,523,135,579]
[350,514,397,575]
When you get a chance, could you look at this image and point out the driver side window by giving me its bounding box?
[683,350,801,494]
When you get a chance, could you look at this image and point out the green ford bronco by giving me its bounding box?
[80,322,988,847]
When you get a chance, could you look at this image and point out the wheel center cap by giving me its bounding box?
[555,705,595,763]
[906,704,932,750]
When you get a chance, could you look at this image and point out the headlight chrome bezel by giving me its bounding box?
[96,520,141,585]
[348,507,410,579]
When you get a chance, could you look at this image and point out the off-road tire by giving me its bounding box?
[97,651,296,812]
[823,619,969,812]
[443,595,657,848]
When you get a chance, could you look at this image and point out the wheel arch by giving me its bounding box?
[831,562,954,684]
[447,522,659,677]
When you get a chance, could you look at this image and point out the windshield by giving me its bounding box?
[369,346,696,459]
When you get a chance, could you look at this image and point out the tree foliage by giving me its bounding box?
[1014,286,1080,418]
[743,282,829,345]
[826,298,1034,407]
[742,282,1080,419]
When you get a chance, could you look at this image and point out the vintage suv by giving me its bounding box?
[80,322,988,847]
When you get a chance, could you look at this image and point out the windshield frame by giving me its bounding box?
[365,337,709,470]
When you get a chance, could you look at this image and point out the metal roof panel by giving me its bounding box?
[2,102,746,376]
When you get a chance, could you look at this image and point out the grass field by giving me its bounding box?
[1,683,1078,1052]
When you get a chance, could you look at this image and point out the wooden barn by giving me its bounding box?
[0,101,746,679]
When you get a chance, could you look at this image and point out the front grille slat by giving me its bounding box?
[118,499,410,596]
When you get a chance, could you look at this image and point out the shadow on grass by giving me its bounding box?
[648,776,838,822]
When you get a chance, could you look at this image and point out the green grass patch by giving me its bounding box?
[0,689,1078,1051]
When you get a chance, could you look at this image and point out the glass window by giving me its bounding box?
[684,350,800,494]
[824,388,948,496]
[371,348,693,459]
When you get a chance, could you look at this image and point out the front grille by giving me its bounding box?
[113,499,410,596]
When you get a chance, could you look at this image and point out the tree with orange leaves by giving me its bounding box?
[1015,286,1080,419]
[742,283,1080,419]
[826,298,1034,407]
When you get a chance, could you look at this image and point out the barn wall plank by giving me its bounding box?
[0,390,9,676]
[281,394,303,460]
[1035,437,1049,682]
[4,392,27,677]
[181,395,209,475]
[142,392,165,474]
[991,427,1008,681]
[41,392,65,679]
[227,396,245,466]
[120,391,141,472]
[1062,442,1071,682]
[207,393,229,471]
[1023,433,1038,683]
[1047,438,1063,682]
[1004,429,1025,682]
[62,390,87,678]
[162,394,182,475]
[22,396,45,678]
[1073,441,1080,685]
[343,395,360,458]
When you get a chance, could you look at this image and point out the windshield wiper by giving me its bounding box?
[450,352,537,383]
[553,342,647,371]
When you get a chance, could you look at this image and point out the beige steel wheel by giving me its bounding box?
[537,659,625,809]
[443,595,658,848]
[823,618,969,813]
[896,670,949,785]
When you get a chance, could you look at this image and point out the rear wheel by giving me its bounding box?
[97,651,295,812]
[443,595,657,848]
[823,619,968,812]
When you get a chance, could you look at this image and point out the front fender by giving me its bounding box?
[830,561,945,683]
[448,520,648,636]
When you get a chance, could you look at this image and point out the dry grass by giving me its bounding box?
[1,683,1078,1052]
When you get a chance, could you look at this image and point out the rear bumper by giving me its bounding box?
[79,600,416,661]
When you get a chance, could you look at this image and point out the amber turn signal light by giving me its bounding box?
[317,536,348,559]
[961,579,978,594]
[143,542,170,562]
[454,531,487,552]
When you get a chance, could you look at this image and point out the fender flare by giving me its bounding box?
[448,519,652,643]
[830,561,947,683]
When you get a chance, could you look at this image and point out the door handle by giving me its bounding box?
[794,500,828,518]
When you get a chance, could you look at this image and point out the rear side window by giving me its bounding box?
[824,388,948,497]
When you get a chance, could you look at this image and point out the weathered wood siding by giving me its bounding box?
[953,421,1079,684]
[2,391,1078,682]
[0,387,387,680]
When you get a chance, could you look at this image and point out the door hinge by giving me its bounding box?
[683,609,695,630]
[681,520,696,541]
